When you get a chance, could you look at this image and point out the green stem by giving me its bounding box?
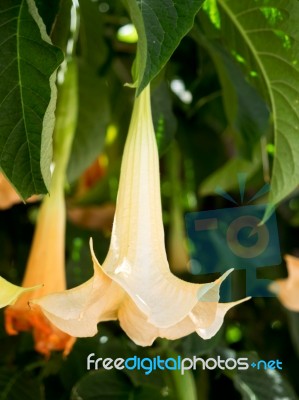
[51,59,78,198]
[165,349,198,400]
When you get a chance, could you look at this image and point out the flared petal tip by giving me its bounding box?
[196,296,250,340]
[0,277,42,309]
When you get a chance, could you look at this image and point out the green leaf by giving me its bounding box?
[0,368,44,400]
[71,370,132,400]
[78,0,108,69]
[126,0,205,94]
[35,0,61,35]
[67,0,110,182]
[175,329,223,357]
[71,369,169,400]
[67,61,110,183]
[233,353,297,400]
[203,0,299,206]
[199,154,261,197]
[0,0,64,199]
[195,28,269,159]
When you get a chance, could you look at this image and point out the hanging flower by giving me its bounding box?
[32,85,249,346]
[4,60,78,357]
[269,255,299,311]
[4,186,76,356]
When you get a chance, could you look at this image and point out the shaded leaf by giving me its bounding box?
[175,329,223,357]
[35,0,61,35]
[233,353,297,400]
[67,61,110,183]
[78,0,108,68]
[0,368,44,400]
[126,0,205,94]
[71,369,168,400]
[199,154,261,196]
[0,0,64,198]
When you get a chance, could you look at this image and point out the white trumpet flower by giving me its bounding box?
[32,85,249,345]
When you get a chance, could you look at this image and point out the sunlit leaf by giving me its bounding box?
[195,28,270,158]
[202,0,299,206]
[0,0,64,199]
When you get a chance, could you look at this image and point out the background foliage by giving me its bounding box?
[1,0,299,398]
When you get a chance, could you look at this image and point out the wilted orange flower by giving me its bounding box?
[32,85,249,346]
[269,255,299,311]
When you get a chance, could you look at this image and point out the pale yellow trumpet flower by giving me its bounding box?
[32,85,249,345]
[5,189,75,356]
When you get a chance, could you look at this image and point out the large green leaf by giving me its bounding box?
[201,0,299,206]
[126,0,205,94]
[0,0,64,199]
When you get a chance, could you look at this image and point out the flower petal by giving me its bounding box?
[31,240,124,336]
[0,277,40,308]
[119,291,250,345]
[269,255,299,311]
[284,254,299,281]
[196,297,251,340]
[100,85,238,329]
